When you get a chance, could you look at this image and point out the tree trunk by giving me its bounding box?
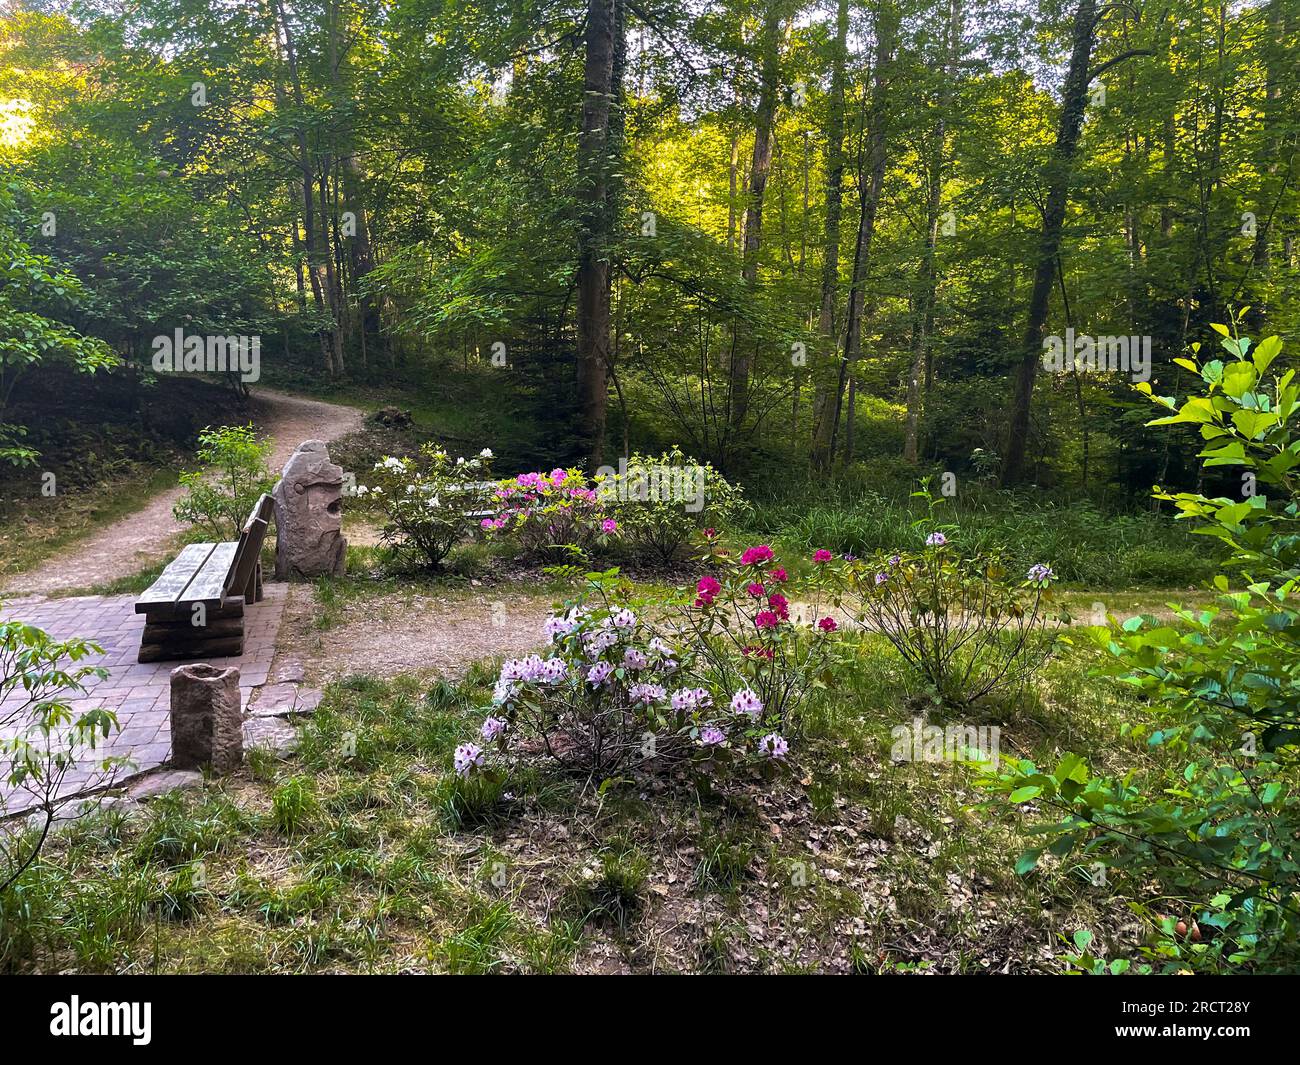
[809,0,849,471]
[1000,0,1100,485]
[828,0,897,466]
[903,0,961,464]
[575,0,619,468]
[728,3,781,433]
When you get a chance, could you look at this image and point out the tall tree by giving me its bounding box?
[576,0,619,467]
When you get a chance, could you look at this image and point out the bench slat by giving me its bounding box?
[135,543,219,612]
[187,541,239,605]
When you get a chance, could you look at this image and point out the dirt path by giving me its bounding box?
[3,389,364,596]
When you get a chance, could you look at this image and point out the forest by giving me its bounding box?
[0,0,1298,985]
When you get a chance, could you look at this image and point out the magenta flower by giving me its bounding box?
[747,582,765,598]
[817,616,837,632]
[740,544,775,566]
[755,610,779,630]
[601,518,618,534]
[767,567,788,582]
[813,549,833,564]
[768,592,790,620]
[695,575,721,607]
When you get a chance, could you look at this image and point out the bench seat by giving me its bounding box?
[135,495,273,663]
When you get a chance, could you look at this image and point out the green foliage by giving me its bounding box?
[364,444,495,568]
[982,324,1300,973]
[172,424,275,540]
[0,182,116,465]
[602,446,746,563]
[1,608,118,896]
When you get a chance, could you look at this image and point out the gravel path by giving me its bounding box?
[3,389,363,596]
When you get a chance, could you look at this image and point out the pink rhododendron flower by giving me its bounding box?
[623,647,648,671]
[586,662,614,686]
[817,616,838,632]
[602,518,618,534]
[703,528,718,540]
[730,689,764,717]
[454,743,485,776]
[481,717,507,741]
[758,733,789,760]
[768,592,790,620]
[629,683,666,705]
[480,518,495,530]
[754,610,779,630]
[740,544,774,566]
[741,645,775,660]
[767,567,788,582]
[747,582,765,597]
[700,726,726,747]
[813,549,833,563]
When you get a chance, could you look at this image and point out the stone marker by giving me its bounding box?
[170,663,243,773]
[273,439,347,580]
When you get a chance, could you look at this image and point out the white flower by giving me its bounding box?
[480,448,494,459]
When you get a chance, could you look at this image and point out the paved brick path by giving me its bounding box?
[1,587,287,815]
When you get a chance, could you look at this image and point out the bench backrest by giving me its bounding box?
[226,493,274,596]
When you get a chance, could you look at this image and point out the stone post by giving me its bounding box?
[272,439,348,580]
[170,663,243,773]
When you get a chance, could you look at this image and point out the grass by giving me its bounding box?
[745,480,1222,590]
[0,614,1176,974]
[0,465,180,586]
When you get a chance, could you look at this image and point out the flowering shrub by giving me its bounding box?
[664,542,844,743]
[598,446,746,563]
[842,485,1063,710]
[485,467,617,560]
[363,444,495,568]
[465,555,837,779]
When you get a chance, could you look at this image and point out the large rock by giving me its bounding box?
[169,663,243,773]
[273,439,347,580]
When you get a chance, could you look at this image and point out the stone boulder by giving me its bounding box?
[273,439,347,580]
[169,663,243,773]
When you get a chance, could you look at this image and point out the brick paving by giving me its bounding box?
[1,586,287,815]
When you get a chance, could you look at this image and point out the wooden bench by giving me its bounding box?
[135,495,274,663]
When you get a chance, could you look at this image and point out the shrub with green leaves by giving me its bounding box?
[599,446,746,564]
[980,322,1300,973]
[2,610,121,896]
[173,424,275,540]
[841,485,1064,712]
[363,444,496,568]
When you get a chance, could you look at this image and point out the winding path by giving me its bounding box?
[3,389,364,597]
